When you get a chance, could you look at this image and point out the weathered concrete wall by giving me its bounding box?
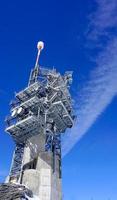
[21,134,62,200]
[39,168,51,200]
[22,134,46,165]
[22,169,40,196]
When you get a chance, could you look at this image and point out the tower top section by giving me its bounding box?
[5,41,75,146]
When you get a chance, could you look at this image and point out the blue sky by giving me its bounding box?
[0,0,117,199]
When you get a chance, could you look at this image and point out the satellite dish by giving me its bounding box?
[35,86,39,91]
[17,107,24,115]
[11,109,17,117]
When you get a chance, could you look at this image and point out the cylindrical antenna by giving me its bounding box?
[35,41,44,68]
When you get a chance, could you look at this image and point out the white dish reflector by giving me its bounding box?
[17,107,24,115]
[11,109,17,117]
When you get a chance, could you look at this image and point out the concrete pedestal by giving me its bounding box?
[21,134,62,200]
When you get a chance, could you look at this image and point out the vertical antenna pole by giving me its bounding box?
[28,41,44,86]
[35,41,44,68]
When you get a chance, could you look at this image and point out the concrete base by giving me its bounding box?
[21,135,62,200]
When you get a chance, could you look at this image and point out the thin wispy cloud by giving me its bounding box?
[87,0,117,41]
[62,0,117,156]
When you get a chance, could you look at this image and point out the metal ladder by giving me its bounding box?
[9,143,24,182]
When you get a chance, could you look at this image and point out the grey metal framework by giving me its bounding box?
[5,41,75,183]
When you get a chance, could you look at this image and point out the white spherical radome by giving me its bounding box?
[37,41,44,50]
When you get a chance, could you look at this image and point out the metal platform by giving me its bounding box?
[6,115,41,143]
[11,96,41,112]
[48,101,73,132]
[16,82,40,102]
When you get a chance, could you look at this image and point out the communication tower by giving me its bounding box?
[4,41,75,200]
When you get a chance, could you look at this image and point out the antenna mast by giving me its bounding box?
[35,41,44,68]
[28,41,44,86]
[4,40,75,200]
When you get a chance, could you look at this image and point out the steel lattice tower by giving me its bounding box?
[5,41,75,200]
